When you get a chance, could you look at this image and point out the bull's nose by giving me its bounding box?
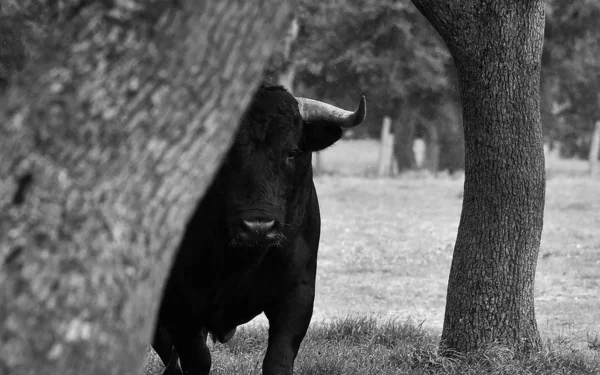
[242,219,275,234]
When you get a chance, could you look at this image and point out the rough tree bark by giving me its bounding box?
[0,1,292,375]
[411,0,547,352]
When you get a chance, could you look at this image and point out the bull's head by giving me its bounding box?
[215,84,366,249]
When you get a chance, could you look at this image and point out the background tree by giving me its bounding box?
[411,0,547,353]
[294,0,464,173]
[278,0,600,174]
[542,0,600,158]
[0,1,292,374]
[263,16,300,90]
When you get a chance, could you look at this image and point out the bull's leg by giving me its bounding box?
[152,325,183,375]
[263,282,315,375]
[172,327,212,375]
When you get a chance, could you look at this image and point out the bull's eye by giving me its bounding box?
[287,148,302,159]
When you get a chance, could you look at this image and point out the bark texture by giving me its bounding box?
[0,1,292,374]
[411,0,547,352]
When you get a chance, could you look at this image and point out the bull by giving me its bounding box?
[152,83,366,375]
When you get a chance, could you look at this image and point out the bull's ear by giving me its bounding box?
[303,122,344,152]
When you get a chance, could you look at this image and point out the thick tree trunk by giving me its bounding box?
[394,101,418,172]
[0,1,292,375]
[412,0,547,353]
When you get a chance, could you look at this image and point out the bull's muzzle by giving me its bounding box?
[233,216,282,245]
[242,219,275,235]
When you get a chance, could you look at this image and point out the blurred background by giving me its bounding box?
[260,0,600,177]
[247,0,600,349]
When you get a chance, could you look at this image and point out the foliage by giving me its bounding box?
[543,0,600,158]
[290,0,600,162]
[290,0,462,173]
[294,0,452,136]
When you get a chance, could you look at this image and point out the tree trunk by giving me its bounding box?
[278,17,299,90]
[438,97,465,174]
[423,119,440,172]
[590,121,600,175]
[0,2,292,375]
[394,101,418,172]
[278,62,297,92]
[312,152,323,174]
[263,16,299,90]
[412,0,547,353]
[378,116,393,177]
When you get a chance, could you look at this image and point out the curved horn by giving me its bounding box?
[296,96,366,128]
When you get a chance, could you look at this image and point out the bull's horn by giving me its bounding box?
[296,96,366,128]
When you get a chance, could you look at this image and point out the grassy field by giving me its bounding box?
[146,317,599,374]
[145,140,600,374]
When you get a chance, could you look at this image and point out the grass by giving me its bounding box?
[310,140,599,346]
[145,317,600,375]
[144,139,600,374]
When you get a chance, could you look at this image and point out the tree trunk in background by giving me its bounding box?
[313,152,323,175]
[378,116,394,177]
[412,0,546,353]
[540,69,560,143]
[279,62,297,92]
[0,1,292,375]
[423,119,440,172]
[438,97,465,173]
[394,101,418,172]
[278,17,300,90]
[590,121,600,175]
[263,16,299,91]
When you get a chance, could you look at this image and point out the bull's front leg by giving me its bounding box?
[263,280,315,375]
[171,327,212,375]
[152,325,184,375]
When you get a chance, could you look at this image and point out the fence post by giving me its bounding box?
[589,121,600,175]
[378,116,392,177]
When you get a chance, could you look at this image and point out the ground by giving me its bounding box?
[144,139,600,373]
[278,140,598,347]
[313,169,599,346]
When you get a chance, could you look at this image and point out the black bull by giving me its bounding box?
[152,83,366,375]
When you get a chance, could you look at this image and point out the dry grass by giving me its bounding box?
[144,140,600,374]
